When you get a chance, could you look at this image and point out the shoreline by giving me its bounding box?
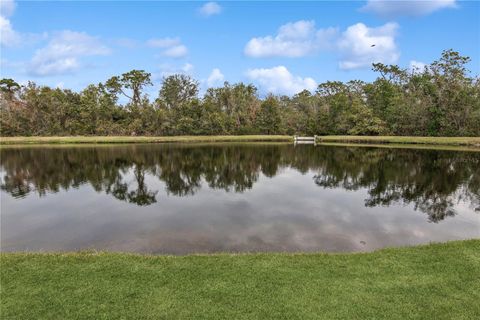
[1,239,478,257]
[1,135,480,147]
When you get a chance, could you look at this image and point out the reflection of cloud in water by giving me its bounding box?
[2,168,477,254]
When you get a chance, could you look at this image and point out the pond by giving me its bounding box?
[1,143,479,254]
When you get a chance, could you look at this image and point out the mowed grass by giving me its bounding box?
[1,135,479,147]
[0,135,292,145]
[1,240,479,320]
[316,135,480,146]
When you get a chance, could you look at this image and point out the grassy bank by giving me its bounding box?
[1,240,479,319]
[316,135,480,146]
[1,135,479,147]
[0,135,292,145]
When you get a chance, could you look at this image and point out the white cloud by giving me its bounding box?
[245,20,400,70]
[244,20,338,58]
[28,30,110,76]
[337,22,399,70]
[0,15,20,47]
[409,60,427,73]
[207,68,224,87]
[148,37,188,58]
[246,66,317,96]
[199,2,222,17]
[361,0,457,17]
[0,0,20,47]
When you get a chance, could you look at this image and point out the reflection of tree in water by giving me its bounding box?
[126,165,157,206]
[1,144,478,222]
[312,147,480,222]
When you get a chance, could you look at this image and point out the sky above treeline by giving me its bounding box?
[1,0,479,96]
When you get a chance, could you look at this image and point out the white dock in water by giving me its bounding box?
[294,135,317,145]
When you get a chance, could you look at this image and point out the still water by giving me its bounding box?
[1,143,479,254]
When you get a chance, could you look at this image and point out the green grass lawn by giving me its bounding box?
[1,240,479,319]
[0,135,292,145]
[316,135,480,146]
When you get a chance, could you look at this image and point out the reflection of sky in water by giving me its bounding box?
[2,166,479,254]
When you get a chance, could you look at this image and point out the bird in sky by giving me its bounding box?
[371,44,376,47]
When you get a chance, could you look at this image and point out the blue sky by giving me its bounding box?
[1,0,479,96]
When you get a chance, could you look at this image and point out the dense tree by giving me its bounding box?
[256,96,281,134]
[1,49,478,137]
[157,74,199,109]
[203,82,260,134]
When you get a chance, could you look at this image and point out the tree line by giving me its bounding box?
[1,49,479,137]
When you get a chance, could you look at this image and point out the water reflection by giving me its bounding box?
[2,144,479,223]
